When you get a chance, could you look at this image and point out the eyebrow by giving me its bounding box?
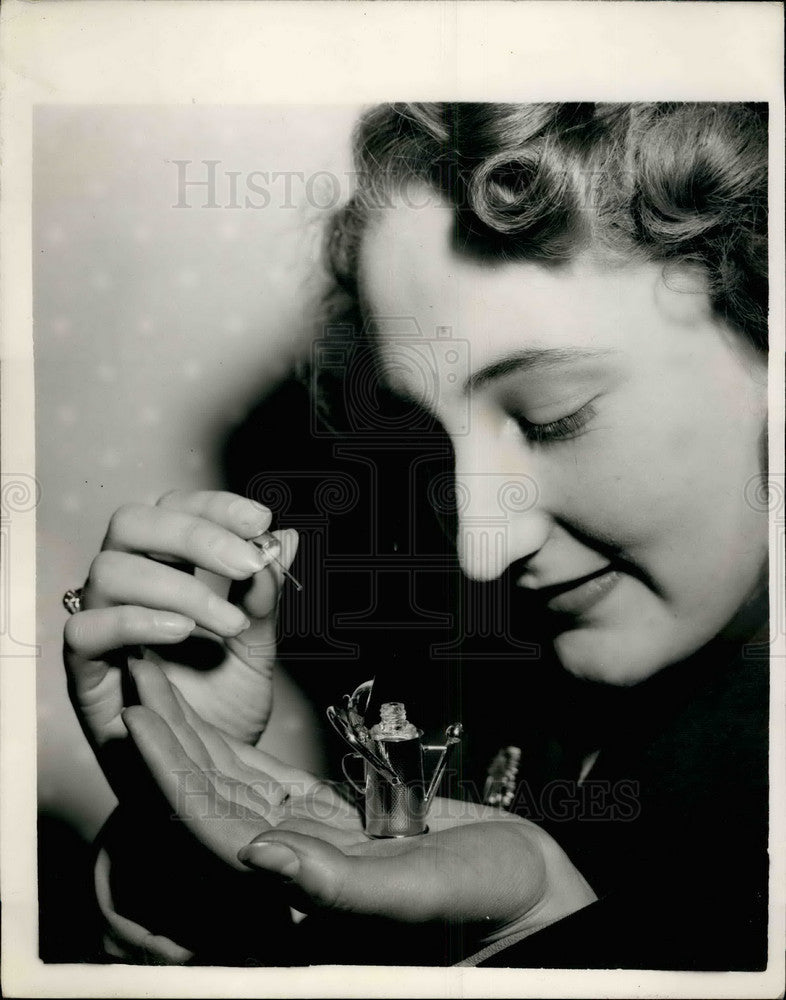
[464,348,615,393]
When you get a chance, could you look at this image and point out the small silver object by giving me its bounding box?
[483,745,522,809]
[62,588,84,615]
[327,679,463,839]
[249,530,303,592]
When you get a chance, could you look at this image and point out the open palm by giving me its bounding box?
[124,660,596,949]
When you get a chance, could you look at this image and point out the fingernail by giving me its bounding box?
[153,613,195,635]
[238,545,268,574]
[229,497,272,532]
[251,540,279,570]
[215,549,265,577]
[238,841,300,878]
[207,594,251,634]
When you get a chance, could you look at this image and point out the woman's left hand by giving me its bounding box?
[123,661,596,950]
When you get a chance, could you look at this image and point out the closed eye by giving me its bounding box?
[512,399,598,444]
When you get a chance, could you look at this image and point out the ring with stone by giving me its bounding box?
[62,588,84,615]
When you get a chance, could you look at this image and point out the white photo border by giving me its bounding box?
[1,2,783,997]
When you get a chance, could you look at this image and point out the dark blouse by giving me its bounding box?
[479,633,770,970]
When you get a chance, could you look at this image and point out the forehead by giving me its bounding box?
[358,196,666,365]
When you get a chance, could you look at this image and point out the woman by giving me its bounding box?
[63,102,770,968]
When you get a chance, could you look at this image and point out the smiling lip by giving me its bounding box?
[521,567,622,616]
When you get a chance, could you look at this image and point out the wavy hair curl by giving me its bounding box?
[325,102,768,351]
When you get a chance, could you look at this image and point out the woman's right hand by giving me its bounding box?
[63,490,299,786]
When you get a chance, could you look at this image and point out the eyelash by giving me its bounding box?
[513,401,598,444]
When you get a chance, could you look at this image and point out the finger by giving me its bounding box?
[101,504,268,579]
[206,772,284,822]
[128,659,215,770]
[132,662,286,821]
[277,784,362,830]
[63,608,195,748]
[168,686,288,804]
[237,830,453,921]
[276,526,299,571]
[122,705,270,869]
[228,528,300,622]
[64,607,195,663]
[134,662,288,808]
[95,846,195,964]
[222,736,329,799]
[276,815,366,847]
[156,490,273,539]
[85,550,251,638]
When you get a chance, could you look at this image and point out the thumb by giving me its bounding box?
[237,831,352,913]
[231,528,300,622]
[237,830,449,922]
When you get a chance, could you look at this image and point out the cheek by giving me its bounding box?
[549,383,764,575]
[546,425,690,553]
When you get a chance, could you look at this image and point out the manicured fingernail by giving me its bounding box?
[251,541,278,570]
[238,841,300,877]
[153,614,195,635]
[215,548,265,577]
[229,497,271,532]
[236,545,268,574]
[207,594,250,634]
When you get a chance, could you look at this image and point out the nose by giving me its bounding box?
[452,441,551,582]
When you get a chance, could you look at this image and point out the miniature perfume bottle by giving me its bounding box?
[327,682,462,838]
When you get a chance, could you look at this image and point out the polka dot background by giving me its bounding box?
[35,106,360,840]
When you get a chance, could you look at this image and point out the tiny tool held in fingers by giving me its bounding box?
[250,530,303,592]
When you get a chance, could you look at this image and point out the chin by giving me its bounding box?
[552,625,677,687]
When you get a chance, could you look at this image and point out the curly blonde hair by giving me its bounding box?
[326,102,768,350]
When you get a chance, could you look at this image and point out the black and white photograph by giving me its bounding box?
[1,2,784,997]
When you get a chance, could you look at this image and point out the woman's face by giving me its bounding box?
[357,194,768,684]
